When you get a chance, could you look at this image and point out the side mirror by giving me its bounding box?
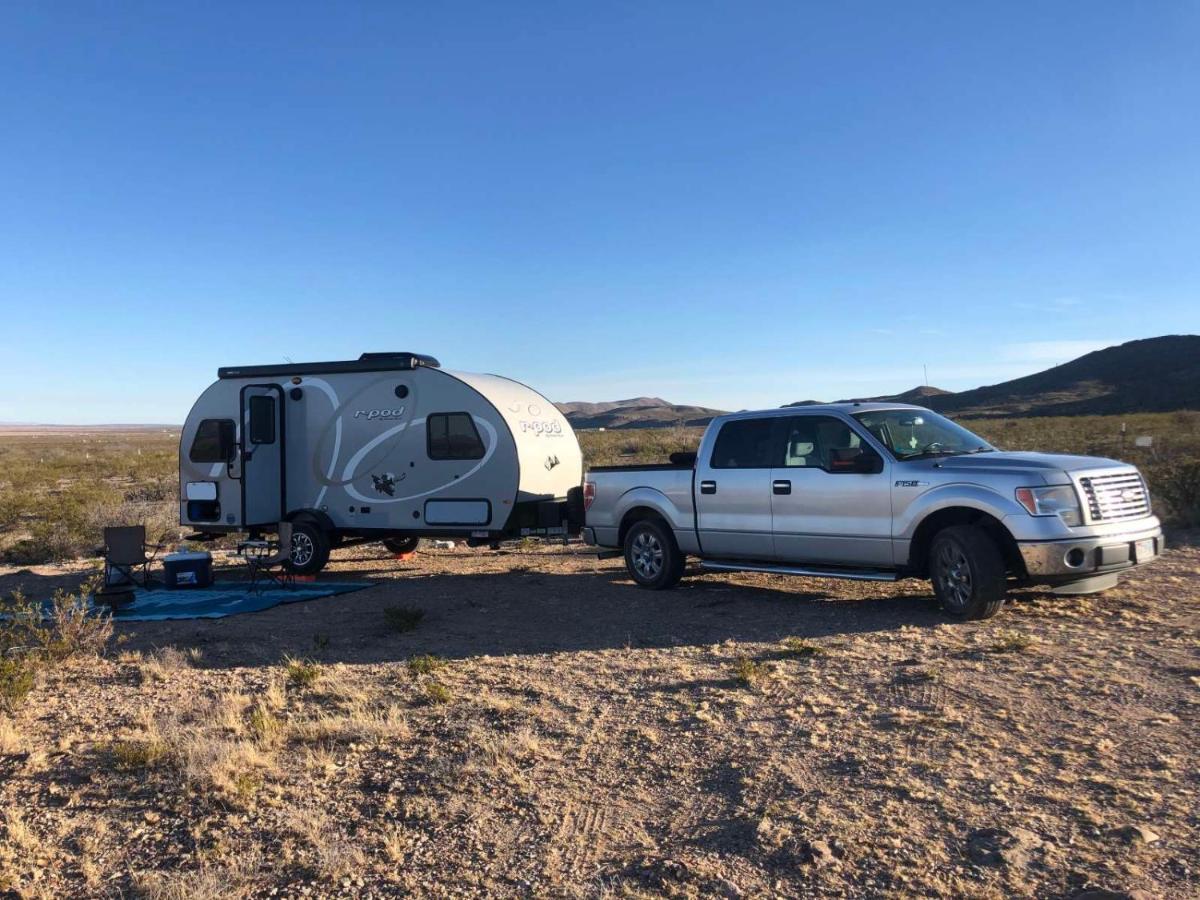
[853,451,883,474]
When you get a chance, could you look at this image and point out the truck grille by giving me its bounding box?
[1079,471,1150,522]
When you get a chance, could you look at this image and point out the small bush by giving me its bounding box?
[1147,459,1200,527]
[0,586,111,712]
[407,654,446,676]
[0,657,35,712]
[285,657,321,688]
[111,738,169,770]
[781,637,824,658]
[383,606,425,633]
[247,703,283,748]
[424,681,452,705]
[732,657,766,687]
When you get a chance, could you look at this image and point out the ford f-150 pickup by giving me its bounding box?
[581,403,1163,619]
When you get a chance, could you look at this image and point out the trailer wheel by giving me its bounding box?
[929,525,1006,620]
[382,536,422,555]
[623,518,685,590]
[288,520,331,575]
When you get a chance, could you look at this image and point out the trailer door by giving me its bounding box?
[240,385,285,527]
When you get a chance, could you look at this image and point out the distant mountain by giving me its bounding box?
[786,335,1200,417]
[927,335,1200,417]
[556,397,725,429]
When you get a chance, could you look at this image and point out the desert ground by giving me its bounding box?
[1,535,1197,899]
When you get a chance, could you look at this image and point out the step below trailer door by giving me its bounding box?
[240,385,285,528]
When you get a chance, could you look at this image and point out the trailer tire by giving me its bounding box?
[382,536,422,555]
[929,525,1006,620]
[623,518,685,590]
[288,520,331,575]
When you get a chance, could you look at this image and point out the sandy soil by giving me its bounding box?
[1,538,1197,899]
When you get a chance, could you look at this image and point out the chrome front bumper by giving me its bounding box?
[1019,523,1164,579]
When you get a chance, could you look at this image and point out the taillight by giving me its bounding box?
[583,481,596,511]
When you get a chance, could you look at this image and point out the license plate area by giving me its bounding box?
[1134,538,1156,563]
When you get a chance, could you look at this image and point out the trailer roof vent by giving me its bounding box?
[358,352,441,369]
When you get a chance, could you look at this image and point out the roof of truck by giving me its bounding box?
[721,402,925,419]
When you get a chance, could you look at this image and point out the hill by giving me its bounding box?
[925,335,1200,417]
[787,335,1199,417]
[556,397,726,429]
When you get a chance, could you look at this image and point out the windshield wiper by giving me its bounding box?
[898,448,963,461]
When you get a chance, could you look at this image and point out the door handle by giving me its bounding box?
[773,479,791,495]
[700,480,717,495]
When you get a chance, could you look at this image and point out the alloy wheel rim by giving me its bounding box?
[936,543,972,609]
[631,530,664,579]
[292,533,314,567]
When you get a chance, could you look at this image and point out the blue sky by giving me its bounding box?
[1,3,1197,423]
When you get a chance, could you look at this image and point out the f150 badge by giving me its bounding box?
[895,480,929,487]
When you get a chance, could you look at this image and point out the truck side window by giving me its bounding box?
[248,395,276,444]
[189,419,236,463]
[710,418,778,469]
[427,413,485,460]
[785,415,879,473]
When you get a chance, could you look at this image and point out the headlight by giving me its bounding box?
[1015,485,1082,526]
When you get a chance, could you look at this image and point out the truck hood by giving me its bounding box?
[924,450,1132,480]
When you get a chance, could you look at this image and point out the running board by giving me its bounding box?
[700,560,898,582]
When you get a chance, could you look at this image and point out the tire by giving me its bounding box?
[623,518,685,590]
[288,519,331,575]
[929,525,1006,620]
[382,535,422,555]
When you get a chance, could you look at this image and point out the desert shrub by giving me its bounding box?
[110,738,170,770]
[0,657,35,712]
[0,586,112,711]
[383,605,425,633]
[1145,458,1200,527]
[732,657,767,686]
[406,654,446,676]
[780,637,824,657]
[424,680,452,704]
[285,657,321,688]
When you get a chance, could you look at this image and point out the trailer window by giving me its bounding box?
[248,395,276,444]
[710,418,778,469]
[427,413,485,460]
[189,419,236,463]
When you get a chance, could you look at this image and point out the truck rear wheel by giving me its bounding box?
[288,520,331,576]
[382,535,422,555]
[623,519,685,590]
[929,525,1006,620]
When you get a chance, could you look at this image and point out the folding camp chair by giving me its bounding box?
[102,526,163,589]
[243,522,296,594]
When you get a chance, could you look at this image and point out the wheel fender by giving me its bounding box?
[896,484,1022,541]
[615,487,690,533]
[287,508,335,536]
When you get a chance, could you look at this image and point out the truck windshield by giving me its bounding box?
[852,410,994,460]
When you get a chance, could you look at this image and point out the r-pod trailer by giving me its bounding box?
[179,352,584,573]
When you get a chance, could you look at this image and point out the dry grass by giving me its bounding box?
[0,716,22,755]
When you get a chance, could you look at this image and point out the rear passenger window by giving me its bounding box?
[710,418,778,469]
[427,413,485,460]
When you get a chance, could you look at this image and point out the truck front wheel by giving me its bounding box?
[623,519,685,590]
[929,525,1006,620]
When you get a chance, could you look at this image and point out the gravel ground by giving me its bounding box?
[1,536,1197,899]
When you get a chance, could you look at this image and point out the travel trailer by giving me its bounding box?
[179,352,584,573]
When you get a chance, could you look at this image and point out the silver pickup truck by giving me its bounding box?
[582,403,1163,620]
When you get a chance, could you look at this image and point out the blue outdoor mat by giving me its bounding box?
[93,580,373,621]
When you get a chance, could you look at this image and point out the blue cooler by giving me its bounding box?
[163,551,213,589]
